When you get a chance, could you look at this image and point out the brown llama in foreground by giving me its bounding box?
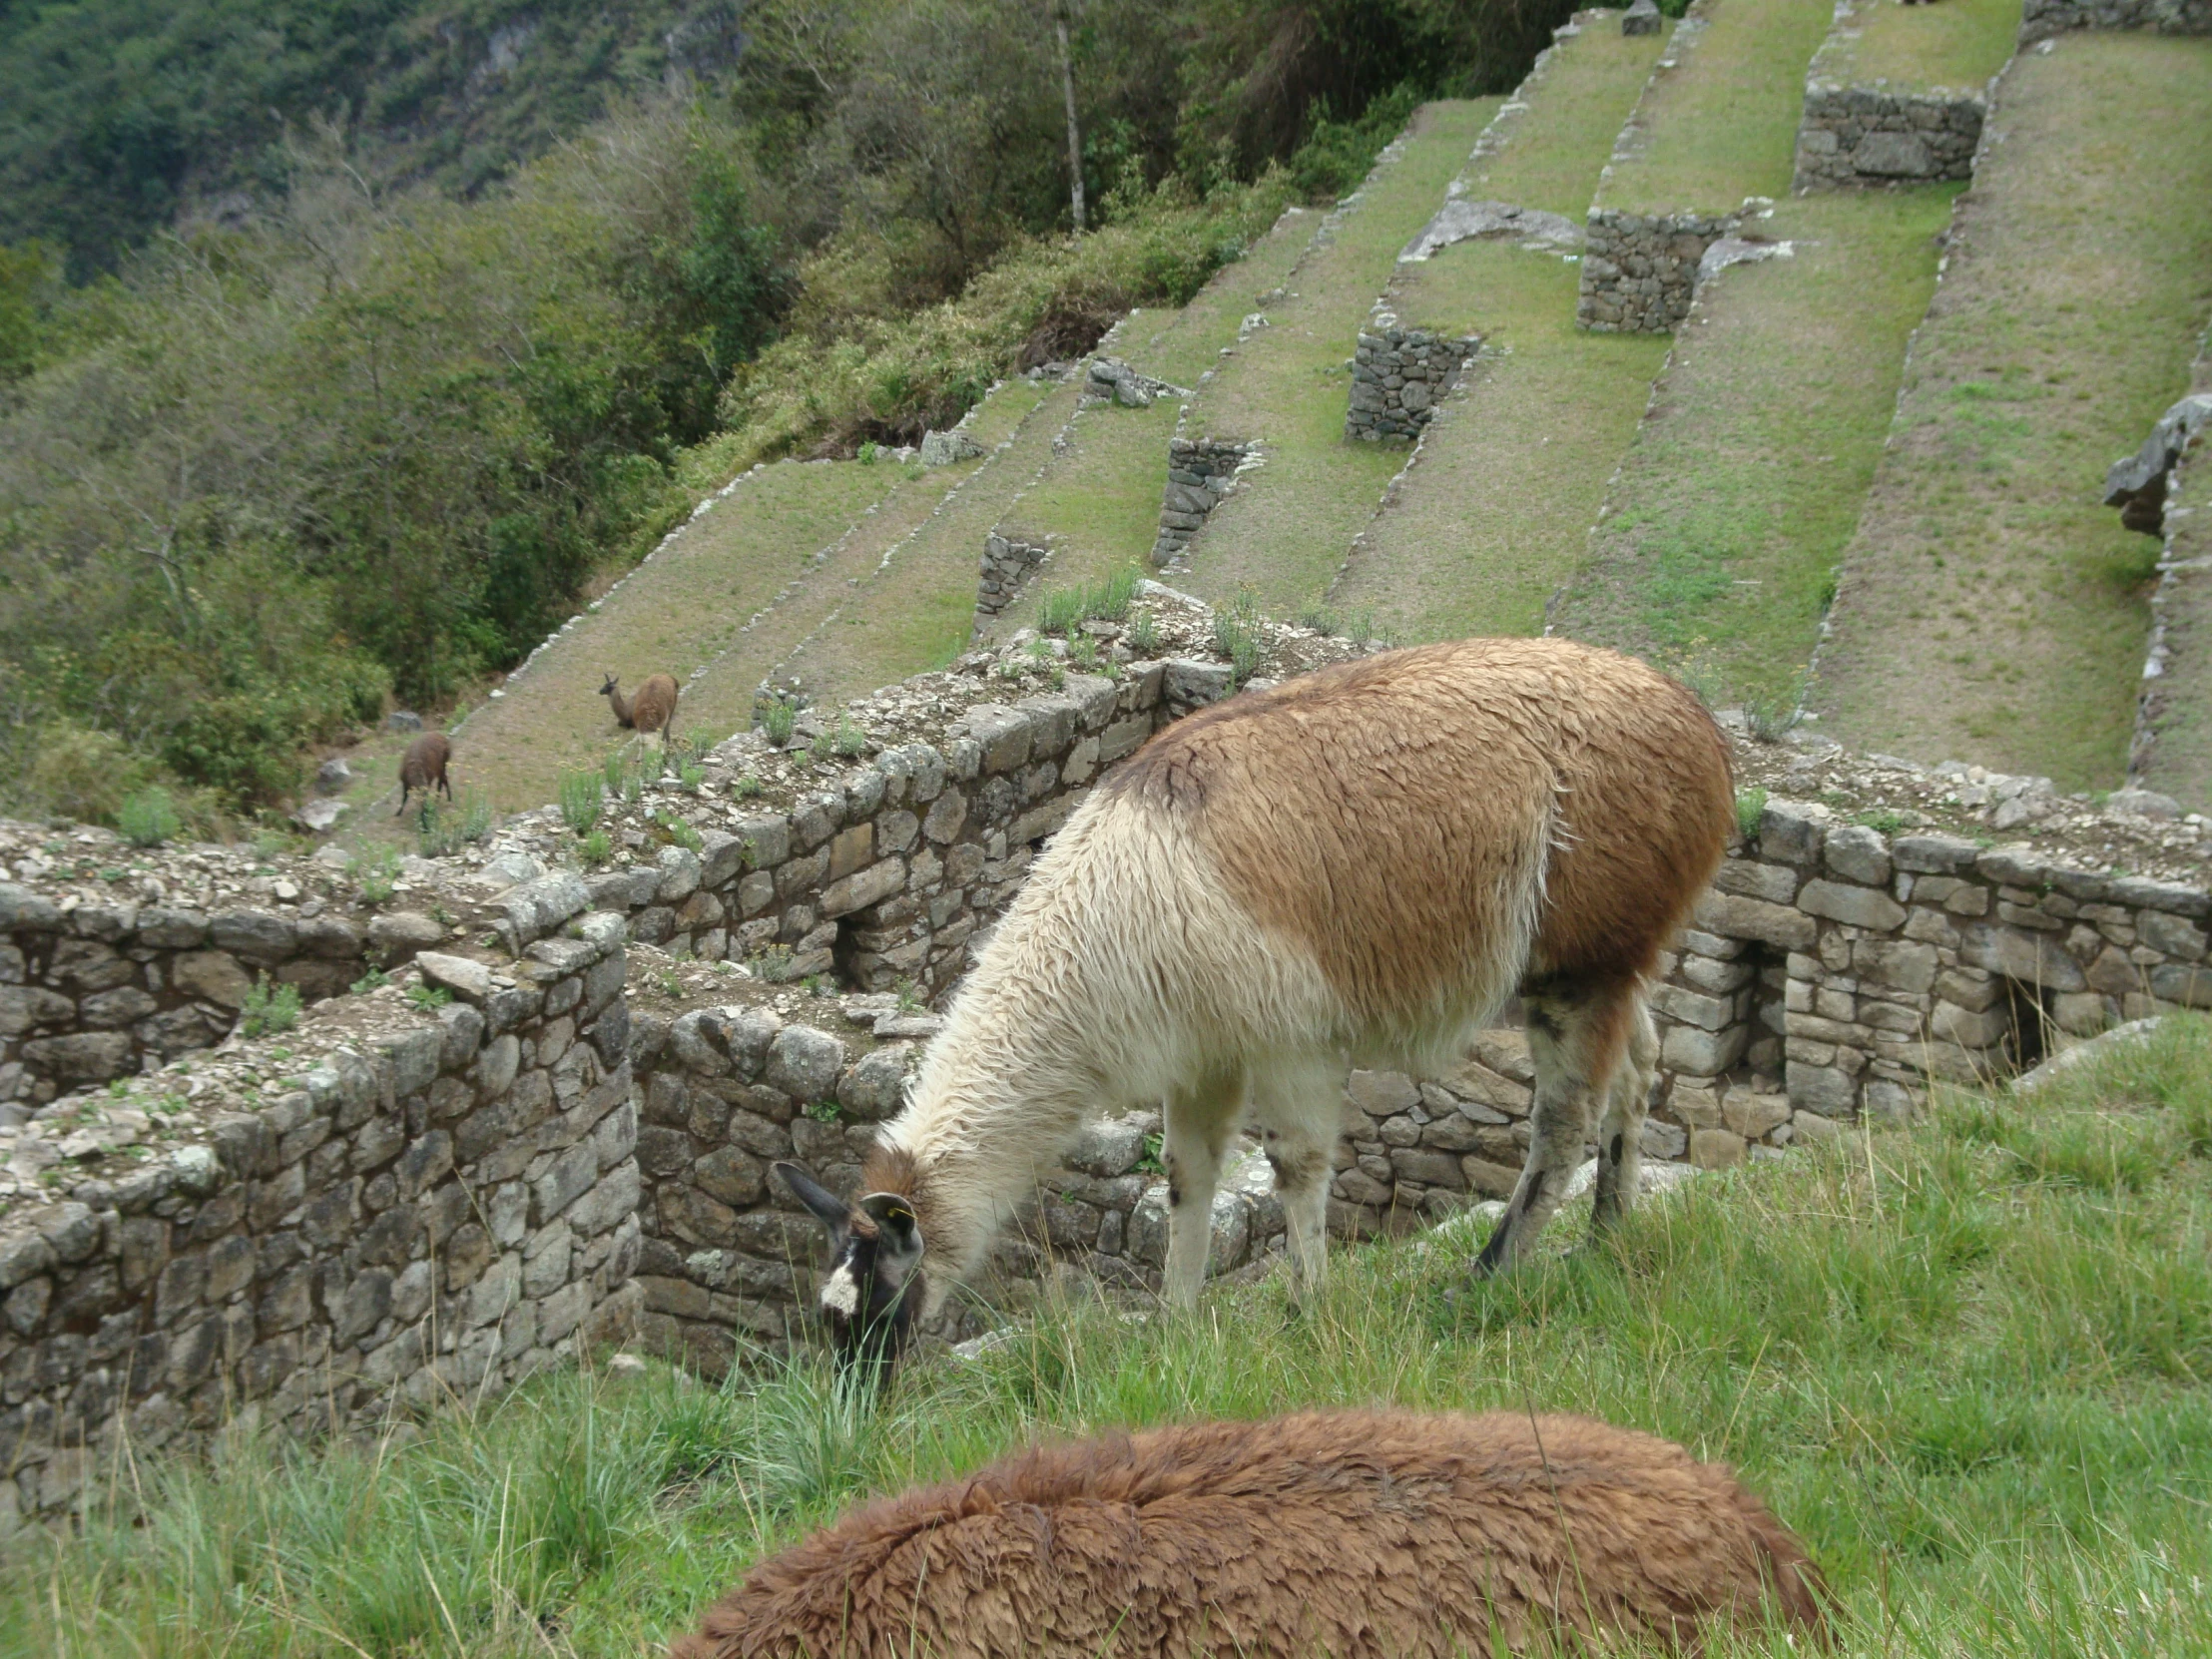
[776,637,1733,1375]
[672,1408,1830,1659]
[602,671,681,750]
[394,733,451,817]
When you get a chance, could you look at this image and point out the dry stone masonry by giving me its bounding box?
[1792,0,1989,191]
[1345,327,1481,444]
[1151,439,1254,568]
[974,531,1052,620]
[8,588,2212,1530]
[0,914,640,1533]
[1577,210,1742,333]
[2020,0,2212,40]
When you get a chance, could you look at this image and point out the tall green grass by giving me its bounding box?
[6,1019,2210,1657]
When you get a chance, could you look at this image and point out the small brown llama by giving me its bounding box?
[601,671,680,750]
[671,1408,1830,1659]
[394,733,451,817]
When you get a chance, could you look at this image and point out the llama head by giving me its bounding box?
[774,1161,925,1375]
[598,673,620,698]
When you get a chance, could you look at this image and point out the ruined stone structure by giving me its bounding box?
[1345,327,1480,444]
[1576,210,1741,333]
[1793,86,1985,189]
[7,595,2210,1530]
[2019,0,2212,40]
[974,531,1052,619]
[1150,439,1253,568]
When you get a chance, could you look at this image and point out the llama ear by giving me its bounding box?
[775,1162,850,1234]
[857,1193,924,1284]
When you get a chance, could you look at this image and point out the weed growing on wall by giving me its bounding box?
[560,770,604,835]
[239,975,300,1039]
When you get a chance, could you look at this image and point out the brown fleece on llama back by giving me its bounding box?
[672,1409,1827,1658]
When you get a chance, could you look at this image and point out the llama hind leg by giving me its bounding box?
[1161,1070,1242,1310]
[1472,975,1638,1277]
[1592,1000,1658,1234]
[1251,1058,1342,1305]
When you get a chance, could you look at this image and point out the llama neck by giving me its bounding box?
[610,686,633,724]
[878,914,1105,1284]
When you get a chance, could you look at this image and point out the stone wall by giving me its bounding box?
[974,531,1051,620]
[1793,87,1984,189]
[1345,326,1480,444]
[2019,0,2212,41]
[1150,439,1253,569]
[1576,210,1740,333]
[2129,354,2212,809]
[0,915,641,1532]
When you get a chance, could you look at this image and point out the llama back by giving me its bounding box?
[671,1410,1827,1659]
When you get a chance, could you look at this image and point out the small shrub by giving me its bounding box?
[658,813,703,851]
[581,829,613,865]
[1037,586,1087,636]
[349,967,390,994]
[804,1098,841,1124]
[1127,609,1160,654]
[833,718,868,759]
[755,693,798,746]
[559,769,604,834]
[857,440,881,465]
[1854,808,1908,834]
[1085,564,1141,624]
[1295,604,1337,635]
[808,728,836,763]
[1136,1132,1164,1173]
[352,851,398,905]
[733,773,764,799]
[240,974,301,1038]
[1067,635,1100,672]
[1735,788,1769,841]
[747,943,800,983]
[1212,589,1266,685]
[404,982,451,1012]
[679,763,707,793]
[602,751,626,792]
[118,788,181,848]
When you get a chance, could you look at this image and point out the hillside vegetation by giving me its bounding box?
[6,1018,2208,1656]
[0,0,1583,826]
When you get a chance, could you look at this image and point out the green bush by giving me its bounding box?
[755,693,798,747]
[559,770,604,834]
[117,787,181,847]
[240,974,301,1038]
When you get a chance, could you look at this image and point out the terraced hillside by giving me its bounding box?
[783,208,1323,699]
[1135,99,1501,618]
[1329,13,1670,641]
[1814,32,2212,789]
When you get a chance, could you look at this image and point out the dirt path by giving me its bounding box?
[1325,19,1669,641]
[1814,35,2212,789]
[1549,188,1957,708]
[1159,99,1501,618]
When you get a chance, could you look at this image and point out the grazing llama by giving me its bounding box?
[601,671,681,751]
[394,733,451,817]
[782,638,1731,1370]
[671,1408,1829,1658]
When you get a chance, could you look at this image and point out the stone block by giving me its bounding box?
[1798,880,1907,931]
[1694,892,1817,950]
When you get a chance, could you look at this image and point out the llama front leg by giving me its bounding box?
[1472,977,1636,1277]
[1160,1073,1241,1310]
[1592,1000,1658,1234]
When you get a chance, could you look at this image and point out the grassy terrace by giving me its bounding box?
[409,460,904,814]
[9,1020,2211,1657]
[1596,0,1835,213]
[1326,18,1669,641]
[1837,0,2019,91]
[1550,188,1958,709]
[1816,36,2212,789]
[824,209,1319,675]
[1143,98,1500,619]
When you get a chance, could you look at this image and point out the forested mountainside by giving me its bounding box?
[0,0,1578,826]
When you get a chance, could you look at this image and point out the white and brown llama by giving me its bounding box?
[777,637,1733,1369]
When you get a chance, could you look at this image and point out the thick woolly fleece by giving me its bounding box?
[672,1409,1828,1658]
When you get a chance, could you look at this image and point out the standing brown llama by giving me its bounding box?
[671,1408,1830,1658]
[394,733,451,817]
[601,671,681,750]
